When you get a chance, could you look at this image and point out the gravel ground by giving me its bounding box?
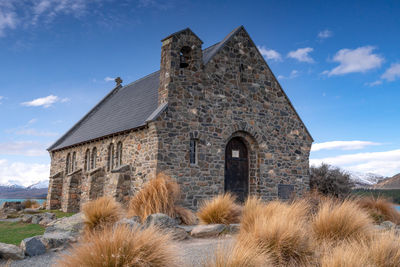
[0,237,233,267]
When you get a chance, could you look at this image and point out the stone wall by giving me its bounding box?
[47,124,159,212]
[155,28,312,208]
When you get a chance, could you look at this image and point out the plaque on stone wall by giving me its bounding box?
[232,150,239,158]
[278,184,294,200]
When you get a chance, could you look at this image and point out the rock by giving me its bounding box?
[115,218,141,229]
[39,217,54,226]
[22,214,33,223]
[31,215,41,224]
[228,224,240,234]
[20,236,46,257]
[177,225,195,233]
[168,227,189,241]
[0,201,23,211]
[191,224,227,238]
[381,221,396,230]
[41,232,76,249]
[45,213,83,234]
[0,242,25,260]
[144,213,177,228]
[23,208,40,214]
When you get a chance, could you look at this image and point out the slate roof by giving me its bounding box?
[49,25,312,151]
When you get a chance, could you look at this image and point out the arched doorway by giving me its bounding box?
[224,137,249,202]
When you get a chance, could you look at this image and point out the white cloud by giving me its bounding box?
[28,118,38,124]
[0,96,3,104]
[365,80,382,87]
[287,47,314,63]
[311,140,380,152]
[104,76,115,82]
[318,29,333,39]
[310,149,400,177]
[0,141,47,156]
[0,159,49,187]
[257,46,282,62]
[278,70,299,80]
[381,63,400,82]
[0,4,17,36]
[21,95,68,108]
[323,46,384,76]
[15,129,58,137]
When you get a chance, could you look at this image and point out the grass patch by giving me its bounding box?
[0,221,45,245]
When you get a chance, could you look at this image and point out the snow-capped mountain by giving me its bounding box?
[26,180,49,189]
[348,171,386,187]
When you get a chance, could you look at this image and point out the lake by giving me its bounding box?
[396,206,400,212]
[0,199,46,205]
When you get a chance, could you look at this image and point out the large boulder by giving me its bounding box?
[23,208,40,214]
[115,217,141,229]
[46,213,83,234]
[191,224,227,238]
[30,212,56,225]
[41,232,76,249]
[0,242,24,260]
[20,236,46,257]
[21,214,34,223]
[0,201,23,211]
[144,213,189,240]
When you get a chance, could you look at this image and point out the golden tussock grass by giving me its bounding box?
[174,205,197,225]
[320,240,371,267]
[82,196,122,234]
[204,234,272,267]
[312,199,373,244]
[357,196,400,224]
[128,173,181,221]
[22,199,40,209]
[367,230,400,267]
[56,225,178,267]
[238,199,314,266]
[197,193,242,225]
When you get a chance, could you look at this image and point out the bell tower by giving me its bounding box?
[158,28,203,105]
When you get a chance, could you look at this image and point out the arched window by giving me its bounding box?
[91,147,97,169]
[66,153,71,174]
[84,149,90,171]
[179,46,191,68]
[108,144,114,171]
[116,142,123,167]
[71,152,76,172]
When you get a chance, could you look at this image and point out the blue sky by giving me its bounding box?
[1,0,400,186]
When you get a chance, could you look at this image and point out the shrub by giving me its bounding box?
[310,164,354,198]
[204,234,272,267]
[320,240,370,267]
[128,173,183,221]
[312,199,373,244]
[357,196,400,224]
[240,196,266,233]
[174,205,197,225]
[367,231,400,267]
[56,225,178,267]
[82,196,122,234]
[22,199,39,209]
[197,193,242,225]
[238,200,314,266]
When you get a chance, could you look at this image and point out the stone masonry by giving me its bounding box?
[47,26,313,212]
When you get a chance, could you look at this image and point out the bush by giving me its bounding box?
[238,200,314,266]
[56,225,178,267]
[82,196,122,234]
[197,193,242,225]
[174,205,197,225]
[357,196,400,224]
[204,234,271,267]
[320,240,370,267]
[22,199,39,209]
[312,199,373,244]
[310,164,354,198]
[128,173,196,224]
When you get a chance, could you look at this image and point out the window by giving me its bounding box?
[116,142,123,167]
[66,153,71,173]
[85,149,90,171]
[189,139,197,165]
[71,152,76,172]
[108,144,114,171]
[91,147,97,169]
[179,46,191,68]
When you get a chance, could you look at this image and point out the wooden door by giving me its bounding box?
[224,137,249,202]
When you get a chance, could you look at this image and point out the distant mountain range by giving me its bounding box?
[348,171,386,188]
[0,180,48,199]
[373,174,400,189]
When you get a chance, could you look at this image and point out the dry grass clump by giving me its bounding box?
[22,199,40,209]
[312,199,373,244]
[238,199,314,266]
[128,174,195,224]
[367,231,400,267]
[57,225,178,267]
[204,234,272,267]
[357,196,400,224]
[82,196,122,234]
[197,193,242,225]
[320,241,371,267]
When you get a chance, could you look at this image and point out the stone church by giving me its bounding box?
[47,26,313,212]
